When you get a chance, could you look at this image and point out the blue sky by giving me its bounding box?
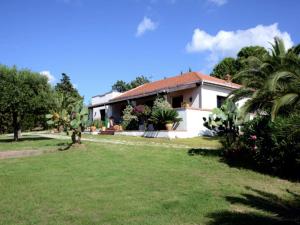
[0,0,299,103]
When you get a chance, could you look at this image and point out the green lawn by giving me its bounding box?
[0,135,299,225]
[0,134,66,151]
[82,133,222,149]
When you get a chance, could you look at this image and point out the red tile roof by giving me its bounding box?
[111,72,241,102]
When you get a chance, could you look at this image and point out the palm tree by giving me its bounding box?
[268,51,300,120]
[230,37,300,119]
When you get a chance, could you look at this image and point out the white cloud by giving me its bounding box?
[208,0,227,6]
[186,23,293,65]
[136,16,158,37]
[40,71,56,84]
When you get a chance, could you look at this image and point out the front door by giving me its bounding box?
[100,109,106,121]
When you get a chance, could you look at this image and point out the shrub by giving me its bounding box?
[238,114,300,178]
[152,96,172,111]
[150,108,182,129]
[121,105,138,130]
[203,99,240,150]
[93,119,102,129]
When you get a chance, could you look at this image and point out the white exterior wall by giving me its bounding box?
[91,91,121,121]
[92,106,106,120]
[167,87,201,108]
[201,84,233,109]
[91,91,121,106]
[175,108,213,136]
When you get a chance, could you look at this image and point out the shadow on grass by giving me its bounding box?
[207,187,300,225]
[188,147,299,181]
[56,142,73,151]
[188,148,222,157]
[0,136,53,142]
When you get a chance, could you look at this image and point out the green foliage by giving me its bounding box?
[222,38,300,179]
[152,96,172,111]
[121,105,139,130]
[237,114,300,178]
[112,76,150,92]
[92,119,102,129]
[211,57,241,80]
[203,99,240,150]
[150,108,182,125]
[237,46,268,61]
[112,80,130,92]
[211,46,269,83]
[231,37,300,119]
[54,73,82,113]
[0,65,52,140]
[47,100,88,144]
[130,76,150,89]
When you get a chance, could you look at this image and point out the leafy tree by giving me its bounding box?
[211,57,241,80]
[211,46,268,82]
[55,73,82,112]
[112,76,150,92]
[237,46,268,61]
[112,80,130,92]
[0,65,52,140]
[130,75,150,89]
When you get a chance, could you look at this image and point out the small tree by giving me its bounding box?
[47,101,88,144]
[203,100,240,149]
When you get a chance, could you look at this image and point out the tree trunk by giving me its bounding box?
[78,132,81,144]
[12,112,21,141]
[71,131,76,144]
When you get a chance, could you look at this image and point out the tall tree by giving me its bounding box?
[112,80,130,92]
[0,65,52,140]
[129,75,150,89]
[211,57,241,80]
[55,73,82,112]
[237,46,268,61]
[112,75,150,92]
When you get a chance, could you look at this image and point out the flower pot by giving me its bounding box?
[165,123,173,131]
[101,127,106,131]
[90,126,96,132]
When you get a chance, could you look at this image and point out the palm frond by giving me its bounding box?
[271,93,299,121]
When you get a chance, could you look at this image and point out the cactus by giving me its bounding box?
[46,100,88,144]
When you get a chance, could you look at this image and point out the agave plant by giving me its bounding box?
[150,108,182,125]
[46,100,88,144]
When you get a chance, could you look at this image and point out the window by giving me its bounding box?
[217,96,226,108]
[172,95,183,108]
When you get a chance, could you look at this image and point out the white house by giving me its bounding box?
[89,72,242,138]
[89,90,121,122]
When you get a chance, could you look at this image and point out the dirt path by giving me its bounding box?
[0,150,47,159]
[34,133,219,150]
[35,133,195,149]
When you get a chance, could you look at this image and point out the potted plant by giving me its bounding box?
[150,108,182,131]
[90,125,96,132]
[181,101,190,108]
[165,121,174,131]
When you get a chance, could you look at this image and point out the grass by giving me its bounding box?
[0,134,299,225]
[82,133,222,149]
[0,134,65,151]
